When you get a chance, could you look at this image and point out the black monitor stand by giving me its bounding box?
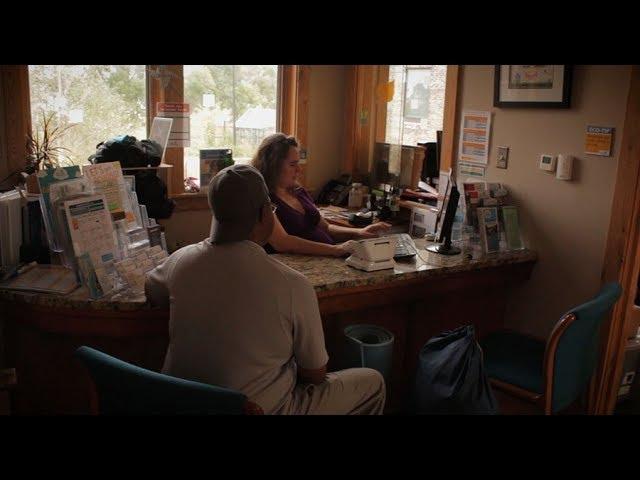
[426,183,461,256]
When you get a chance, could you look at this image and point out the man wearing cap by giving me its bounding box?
[145,164,385,414]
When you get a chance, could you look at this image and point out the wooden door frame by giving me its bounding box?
[595,65,640,414]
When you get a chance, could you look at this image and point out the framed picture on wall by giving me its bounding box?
[494,65,573,108]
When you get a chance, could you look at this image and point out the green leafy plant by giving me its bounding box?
[24,111,76,174]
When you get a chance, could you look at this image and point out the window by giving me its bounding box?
[182,65,278,185]
[20,65,297,201]
[28,65,147,166]
[385,65,447,146]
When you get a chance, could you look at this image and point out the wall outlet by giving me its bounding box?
[497,146,509,169]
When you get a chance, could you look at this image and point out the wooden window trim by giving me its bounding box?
[1,65,32,191]
[278,65,309,186]
[170,65,307,211]
[147,65,184,197]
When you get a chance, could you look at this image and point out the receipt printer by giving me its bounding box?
[345,237,396,272]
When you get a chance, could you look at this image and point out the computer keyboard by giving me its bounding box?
[386,233,418,260]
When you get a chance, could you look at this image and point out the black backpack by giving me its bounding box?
[88,135,162,168]
[88,135,175,219]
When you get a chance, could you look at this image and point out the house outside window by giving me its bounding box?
[183,65,278,185]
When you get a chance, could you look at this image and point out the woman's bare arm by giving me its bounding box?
[319,217,393,241]
[269,215,348,257]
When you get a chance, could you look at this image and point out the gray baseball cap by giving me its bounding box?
[208,164,271,244]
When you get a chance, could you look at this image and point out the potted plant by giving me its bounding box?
[23,111,75,193]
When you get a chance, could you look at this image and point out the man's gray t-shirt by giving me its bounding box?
[145,240,329,414]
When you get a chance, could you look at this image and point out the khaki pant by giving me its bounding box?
[278,368,386,415]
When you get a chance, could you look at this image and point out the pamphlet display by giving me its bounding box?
[63,194,119,296]
[477,207,500,254]
[36,166,81,251]
[502,206,524,250]
[82,161,139,230]
[113,245,167,294]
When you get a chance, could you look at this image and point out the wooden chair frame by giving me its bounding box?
[489,313,579,415]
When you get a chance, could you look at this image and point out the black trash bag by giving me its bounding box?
[88,135,162,168]
[411,325,498,414]
[134,171,175,219]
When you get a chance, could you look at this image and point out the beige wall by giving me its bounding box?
[305,65,347,194]
[161,65,347,250]
[456,65,631,337]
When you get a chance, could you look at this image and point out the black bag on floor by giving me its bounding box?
[411,325,498,414]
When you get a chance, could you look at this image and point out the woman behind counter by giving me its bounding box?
[251,133,390,257]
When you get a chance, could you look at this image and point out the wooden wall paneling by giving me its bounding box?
[278,65,298,136]
[148,65,184,195]
[374,65,390,143]
[296,66,310,188]
[343,66,357,175]
[0,69,8,188]
[595,66,640,414]
[440,65,460,173]
[0,66,31,189]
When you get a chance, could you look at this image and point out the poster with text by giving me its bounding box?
[157,102,190,147]
[458,110,491,165]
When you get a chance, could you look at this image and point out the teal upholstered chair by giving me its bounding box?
[480,282,622,414]
[75,346,262,415]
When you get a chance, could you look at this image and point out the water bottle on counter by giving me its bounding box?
[348,183,363,209]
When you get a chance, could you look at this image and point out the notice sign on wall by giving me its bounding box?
[458,110,491,165]
[585,125,614,156]
[157,102,190,147]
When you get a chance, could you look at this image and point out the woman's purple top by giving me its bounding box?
[266,188,334,253]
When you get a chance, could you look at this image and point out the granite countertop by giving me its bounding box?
[0,239,537,311]
[273,241,536,295]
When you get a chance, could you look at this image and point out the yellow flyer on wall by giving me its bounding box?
[458,110,491,165]
[585,125,613,156]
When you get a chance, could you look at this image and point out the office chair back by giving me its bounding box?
[546,282,622,413]
[75,346,249,415]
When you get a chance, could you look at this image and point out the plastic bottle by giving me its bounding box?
[348,183,363,209]
[390,188,400,216]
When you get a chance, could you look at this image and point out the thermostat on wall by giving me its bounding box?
[539,154,556,172]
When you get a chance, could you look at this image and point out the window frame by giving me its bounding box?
[148,65,307,211]
[343,64,460,180]
[2,65,305,211]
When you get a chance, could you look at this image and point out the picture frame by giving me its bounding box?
[494,65,572,108]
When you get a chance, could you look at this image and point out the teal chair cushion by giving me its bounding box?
[75,346,248,415]
[481,282,622,413]
[481,331,546,394]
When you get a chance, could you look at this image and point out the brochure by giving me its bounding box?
[502,206,524,250]
[64,194,119,296]
[477,206,500,254]
[36,166,81,250]
[82,161,139,229]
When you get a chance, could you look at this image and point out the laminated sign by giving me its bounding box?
[585,125,613,156]
[157,102,190,148]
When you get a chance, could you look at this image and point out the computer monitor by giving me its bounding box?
[427,183,461,256]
